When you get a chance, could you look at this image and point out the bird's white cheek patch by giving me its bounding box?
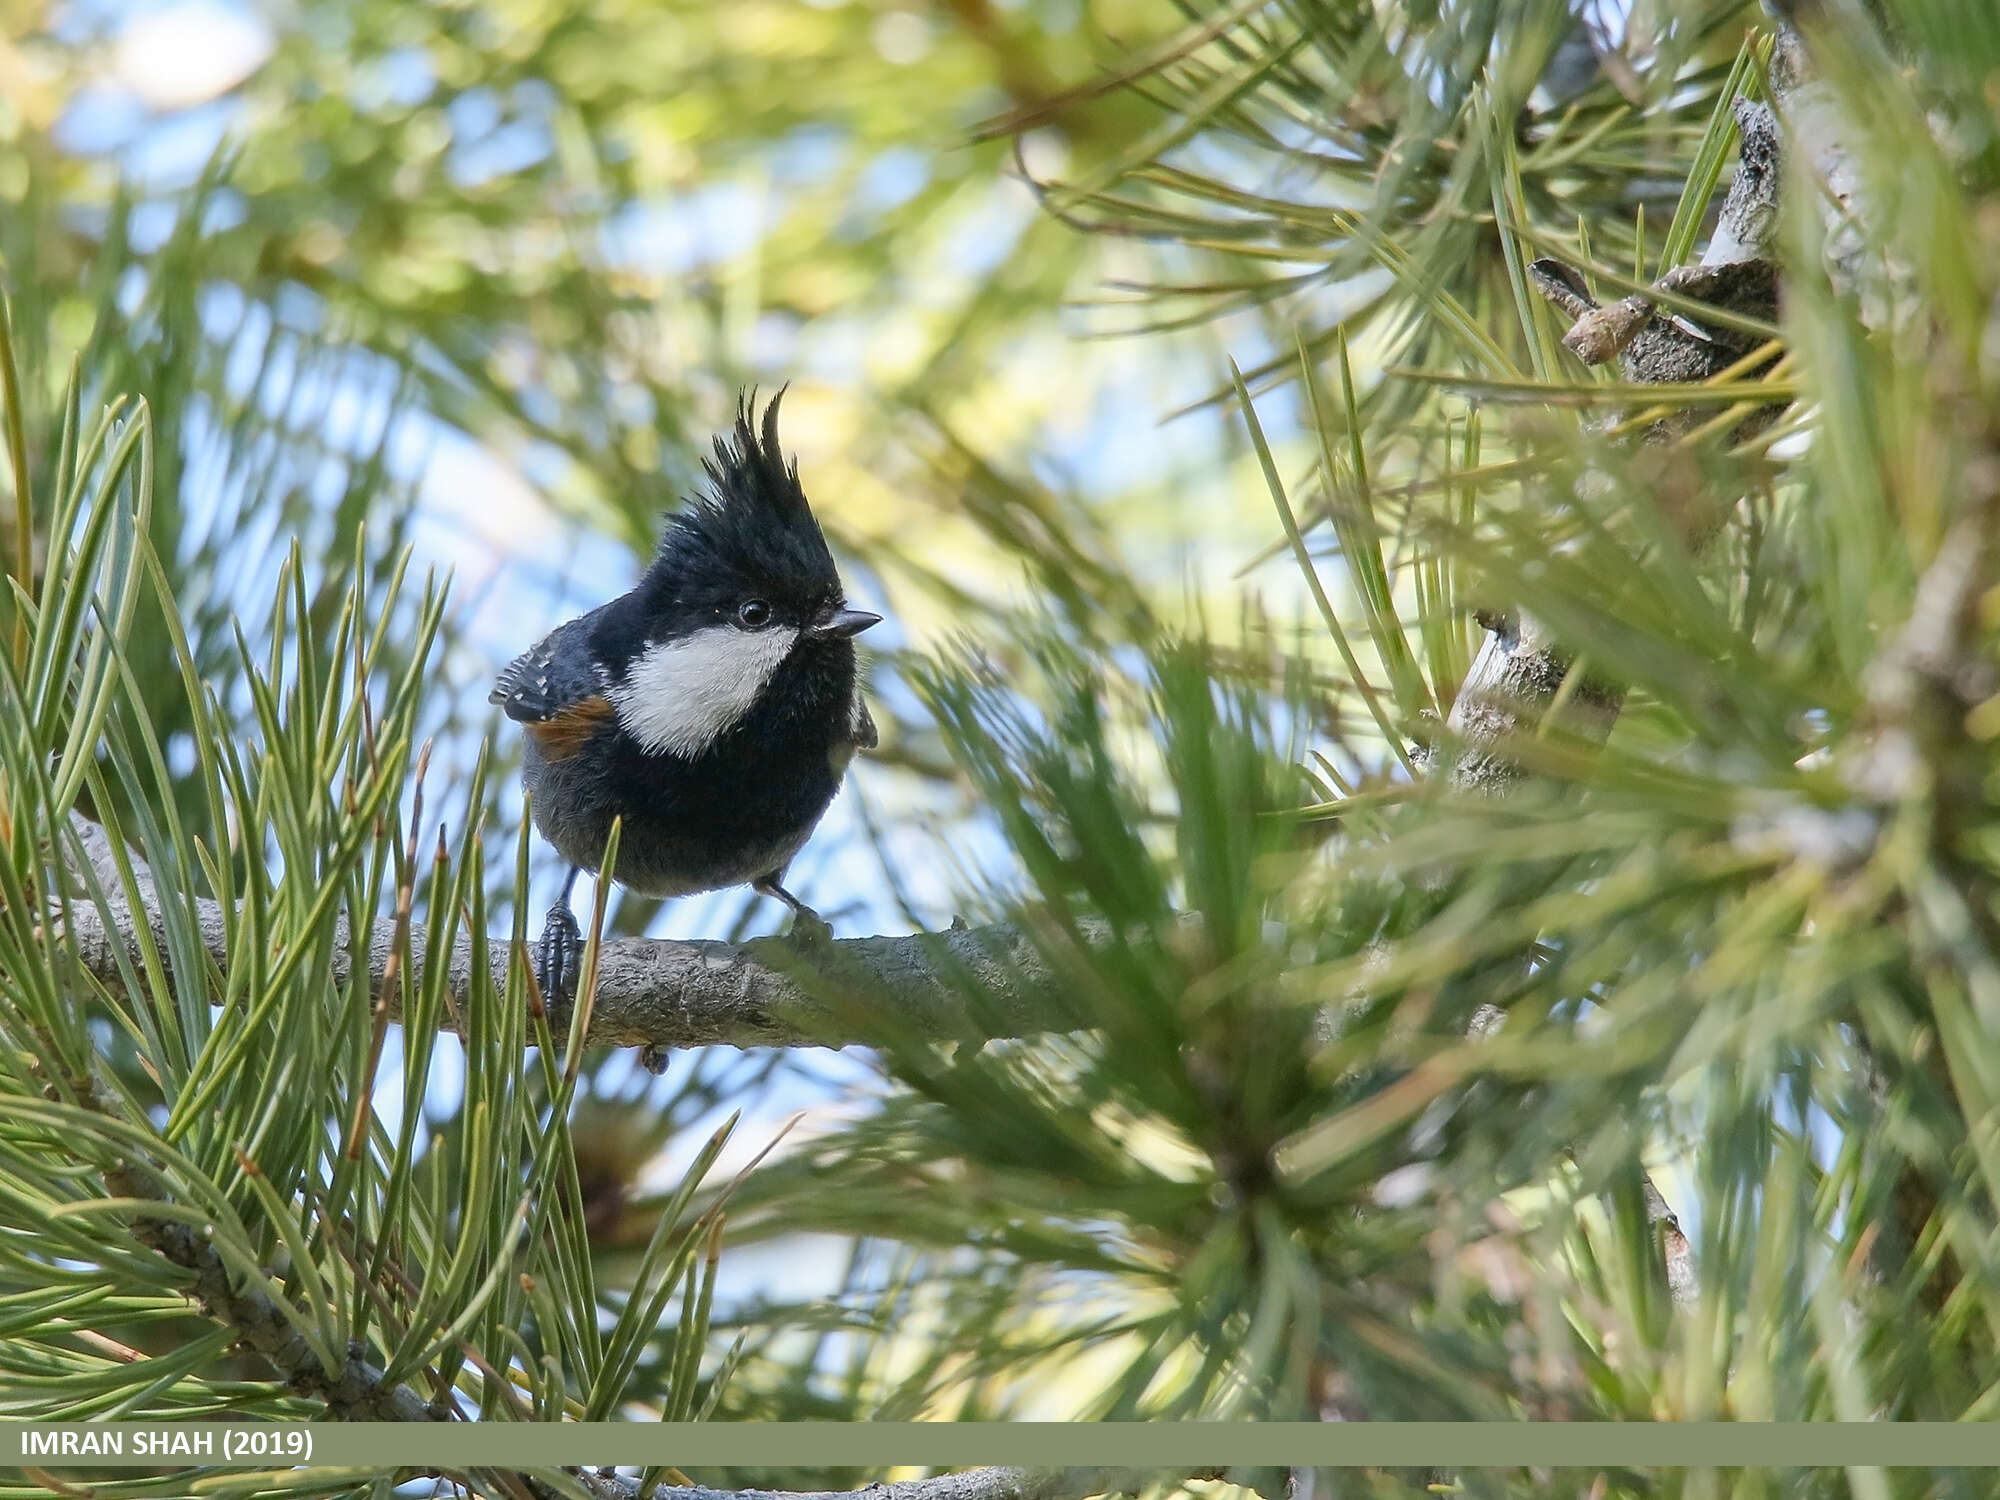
[611,625,799,758]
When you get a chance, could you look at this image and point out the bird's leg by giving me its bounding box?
[536,866,584,1026]
[753,871,833,948]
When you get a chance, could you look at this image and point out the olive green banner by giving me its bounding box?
[6,1422,2000,1471]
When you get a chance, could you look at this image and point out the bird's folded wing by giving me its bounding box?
[851,694,878,752]
[490,619,603,723]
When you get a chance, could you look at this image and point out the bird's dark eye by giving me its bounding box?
[737,599,772,629]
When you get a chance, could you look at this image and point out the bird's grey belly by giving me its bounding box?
[604,823,817,899]
[521,741,825,897]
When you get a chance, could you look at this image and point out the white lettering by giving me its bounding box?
[23,1430,123,1456]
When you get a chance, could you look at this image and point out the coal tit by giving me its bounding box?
[491,391,880,1011]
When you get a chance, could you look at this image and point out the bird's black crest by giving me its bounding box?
[689,389,812,527]
[644,389,840,616]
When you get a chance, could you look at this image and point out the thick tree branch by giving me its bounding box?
[1766,12,1872,302]
[58,812,1067,1053]
[1444,12,1891,1301]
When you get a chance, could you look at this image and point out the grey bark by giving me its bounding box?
[59,813,1068,1052]
[1769,19,1873,304]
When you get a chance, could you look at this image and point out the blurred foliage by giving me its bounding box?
[3,0,2000,1498]
[0,0,1260,948]
[0,0,1216,618]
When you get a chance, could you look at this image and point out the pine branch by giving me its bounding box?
[1427,40,1825,1304]
[59,812,1068,1053]
[94,1134,1196,1500]
[43,28,1838,1081]
[1431,11,1883,1306]
[74,1098,443,1423]
[1445,98,1786,791]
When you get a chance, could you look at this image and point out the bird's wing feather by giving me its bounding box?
[490,619,603,724]
[850,694,878,752]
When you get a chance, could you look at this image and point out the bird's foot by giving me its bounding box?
[638,1043,672,1077]
[753,873,834,950]
[535,901,583,1027]
[784,907,834,950]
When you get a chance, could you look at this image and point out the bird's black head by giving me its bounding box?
[632,390,878,639]
[593,390,880,759]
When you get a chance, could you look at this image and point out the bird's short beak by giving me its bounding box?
[809,607,882,640]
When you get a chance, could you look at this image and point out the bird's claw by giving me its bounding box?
[785,908,835,949]
[753,874,834,950]
[535,903,583,1026]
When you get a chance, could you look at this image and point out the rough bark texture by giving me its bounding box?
[60,813,1069,1053]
